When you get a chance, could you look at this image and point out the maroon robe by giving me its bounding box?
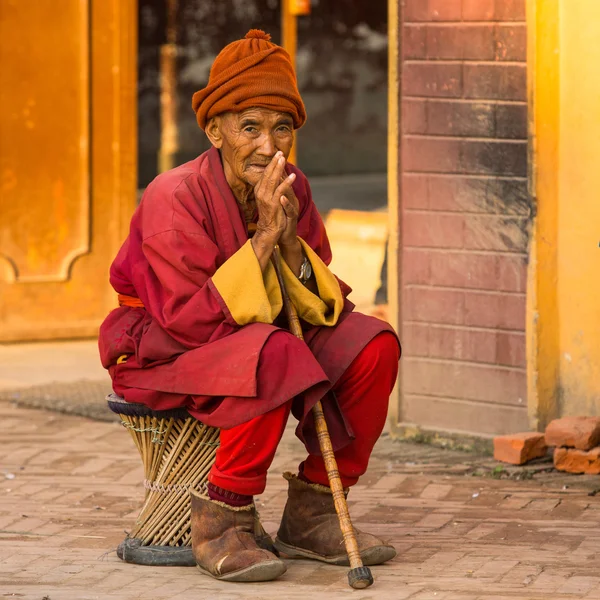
[98,147,399,453]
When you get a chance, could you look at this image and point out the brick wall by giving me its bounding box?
[398,0,530,435]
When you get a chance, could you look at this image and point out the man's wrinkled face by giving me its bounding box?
[207,108,294,193]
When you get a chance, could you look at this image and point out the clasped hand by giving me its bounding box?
[253,151,299,248]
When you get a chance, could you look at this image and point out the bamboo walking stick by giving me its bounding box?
[270,246,374,590]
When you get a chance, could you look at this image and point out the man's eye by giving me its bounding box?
[277,126,291,133]
[244,126,258,133]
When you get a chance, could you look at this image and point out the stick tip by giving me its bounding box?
[348,566,374,589]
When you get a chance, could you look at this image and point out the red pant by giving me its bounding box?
[208,332,400,495]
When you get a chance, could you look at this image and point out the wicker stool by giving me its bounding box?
[107,393,220,566]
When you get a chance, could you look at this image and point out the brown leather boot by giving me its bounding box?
[190,490,286,582]
[274,472,396,566]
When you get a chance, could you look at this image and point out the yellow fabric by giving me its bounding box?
[279,238,344,327]
[212,240,283,325]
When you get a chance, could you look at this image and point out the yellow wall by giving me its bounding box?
[529,0,600,427]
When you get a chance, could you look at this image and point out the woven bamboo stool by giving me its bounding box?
[107,393,220,566]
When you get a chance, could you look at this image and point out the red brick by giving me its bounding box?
[554,447,600,475]
[402,175,429,209]
[496,330,526,367]
[403,99,427,134]
[403,211,465,248]
[460,140,528,176]
[403,287,465,325]
[404,393,528,434]
[403,0,430,22]
[427,25,496,61]
[403,357,526,405]
[495,0,526,21]
[495,103,527,139]
[429,0,462,21]
[403,248,431,284]
[428,325,495,363]
[494,432,547,465]
[495,24,527,61]
[429,251,497,289]
[403,63,463,98]
[463,64,527,101]
[426,326,524,367]
[404,138,462,173]
[403,25,427,59]
[463,0,495,21]
[545,417,600,451]
[428,176,481,212]
[464,291,525,330]
[427,100,494,137]
[402,322,430,357]
[496,254,527,292]
[428,177,530,215]
[464,215,528,252]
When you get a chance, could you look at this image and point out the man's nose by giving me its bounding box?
[255,133,276,157]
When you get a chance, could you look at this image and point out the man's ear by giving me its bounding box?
[205,116,223,148]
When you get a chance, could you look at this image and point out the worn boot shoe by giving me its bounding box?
[190,490,286,582]
[274,472,396,566]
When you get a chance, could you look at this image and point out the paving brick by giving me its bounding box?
[493,432,547,465]
[545,416,600,450]
[558,576,600,595]
[5,395,600,599]
[554,447,600,475]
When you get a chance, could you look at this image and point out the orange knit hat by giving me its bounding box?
[192,29,306,131]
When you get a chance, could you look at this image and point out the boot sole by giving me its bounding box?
[196,560,287,583]
[273,539,396,567]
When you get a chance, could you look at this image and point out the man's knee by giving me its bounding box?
[355,332,400,374]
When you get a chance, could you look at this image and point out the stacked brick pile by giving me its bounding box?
[494,416,600,474]
[546,416,600,474]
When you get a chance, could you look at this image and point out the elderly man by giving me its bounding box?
[99,30,400,582]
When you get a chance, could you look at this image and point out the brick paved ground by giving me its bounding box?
[2,399,600,600]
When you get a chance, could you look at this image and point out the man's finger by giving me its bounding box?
[261,152,286,196]
[280,195,298,218]
[274,173,296,202]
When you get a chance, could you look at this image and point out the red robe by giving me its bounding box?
[99,147,399,453]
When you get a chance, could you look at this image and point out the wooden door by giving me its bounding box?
[0,0,137,342]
